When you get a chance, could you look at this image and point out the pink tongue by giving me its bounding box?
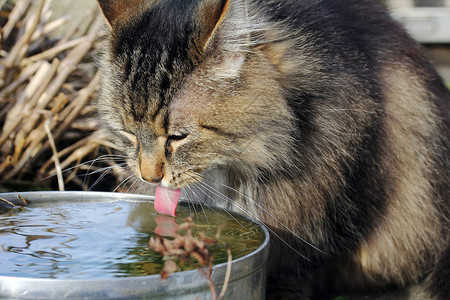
[154,186,181,216]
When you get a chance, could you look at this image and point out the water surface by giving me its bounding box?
[0,198,264,279]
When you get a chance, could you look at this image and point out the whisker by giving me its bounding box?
[79,163,127,177]
[188,190,201,225]
[218,182,325,254]
[82,155,127,189]
[128,178,142,194]
[194,179,316,260]
[113,174,135,192]
[188,181,230,220]
[188,178,246,228]
[186,185,208,225]
[67,155,127,171]
[88,167,117,191]
[40,156,127,182]
[183,186,196,221]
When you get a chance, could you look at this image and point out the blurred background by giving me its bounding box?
[0,0,449,194]
[385,0,450,82]
[0,0,117,193]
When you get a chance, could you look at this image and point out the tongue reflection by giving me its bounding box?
[154,185,181,216]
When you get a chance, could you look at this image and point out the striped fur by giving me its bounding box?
[97,0,449,298]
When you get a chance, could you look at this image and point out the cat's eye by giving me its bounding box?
[166,133,188,155]
[119,130,138,144]
[167,133,188,142]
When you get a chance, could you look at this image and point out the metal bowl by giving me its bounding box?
[0,191,269,299]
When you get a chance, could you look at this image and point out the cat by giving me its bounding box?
[96,0,449,299]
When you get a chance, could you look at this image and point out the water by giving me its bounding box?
[0,199,265,279]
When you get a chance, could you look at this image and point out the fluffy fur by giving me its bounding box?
[96,0,449,298]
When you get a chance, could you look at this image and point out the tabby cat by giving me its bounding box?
[96,0,449,299]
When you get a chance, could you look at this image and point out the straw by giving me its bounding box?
[0,1,126,191]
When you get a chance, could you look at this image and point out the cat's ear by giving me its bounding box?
[197,0,231,51]
[97,0,143,27]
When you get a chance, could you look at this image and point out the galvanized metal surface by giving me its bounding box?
[0,191,270,300]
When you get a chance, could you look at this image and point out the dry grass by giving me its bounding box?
[149,217,232,300]
[0,0,126,192]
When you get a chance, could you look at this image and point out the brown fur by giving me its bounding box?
[97,0,449,298]
[353,65,446,285]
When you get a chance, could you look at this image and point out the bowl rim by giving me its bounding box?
[0,191,270,298]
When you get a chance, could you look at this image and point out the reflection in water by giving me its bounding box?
[155,215,179,237]
[0,200,264,279]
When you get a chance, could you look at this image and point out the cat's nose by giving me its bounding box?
[139,154,164,184]
[142,174,163,184]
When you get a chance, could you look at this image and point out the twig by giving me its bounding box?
[30,15,69,42]
[4,109,59,180]
[16,194,28,206]
[52,139,101,175]
[0,155,12,174]
[0,196,16,207]
[1,0,30,42]
[218,247,232,300]
[15,33,97,142]
[44,117,64,191]
[149,218,233,300]
[200,266,217,300]
[40,132,99,174]
[0,59,58,148]
[0,194,27,207]
[0,61,41,98]
[0,1,113,190]
[3,0,45,68]
[52,71,100,141]
[21,36,86,66]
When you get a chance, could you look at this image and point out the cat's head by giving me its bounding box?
[97,0,295,189]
